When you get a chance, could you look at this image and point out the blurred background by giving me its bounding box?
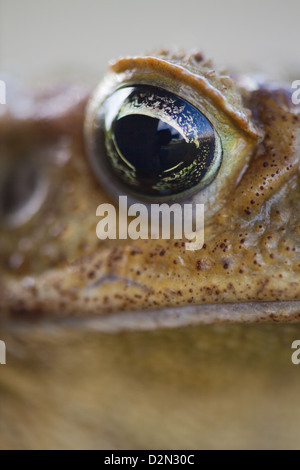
[0,0,299,84]
[1,0,300,450]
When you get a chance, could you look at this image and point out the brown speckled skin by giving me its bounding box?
[0,51,300,322]
[2,52,300,450]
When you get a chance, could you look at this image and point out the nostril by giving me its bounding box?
[0,160,48,228]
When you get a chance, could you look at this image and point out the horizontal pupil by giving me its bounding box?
[113,114,188,178]
[104,85,216,197]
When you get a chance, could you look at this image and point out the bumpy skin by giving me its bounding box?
[0,50,300,324]
[1,52,300,451]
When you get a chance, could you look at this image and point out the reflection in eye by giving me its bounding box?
[89,85,223,200]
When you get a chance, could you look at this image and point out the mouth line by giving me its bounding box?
[5,300,300,334]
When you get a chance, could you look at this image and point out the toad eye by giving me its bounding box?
[87,85,222,200]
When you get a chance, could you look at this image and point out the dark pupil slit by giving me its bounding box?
[98,85,217,197]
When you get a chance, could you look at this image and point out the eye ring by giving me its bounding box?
[85,84,223,203]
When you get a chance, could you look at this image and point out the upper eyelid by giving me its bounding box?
[109,56,262,140]
[84,56,262,217]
